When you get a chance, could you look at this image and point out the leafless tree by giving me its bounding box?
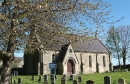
[106,25,130,69]
[118,25,130,68]
[106,26,121,67]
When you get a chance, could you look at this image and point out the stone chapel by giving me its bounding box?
[23,36,113,75]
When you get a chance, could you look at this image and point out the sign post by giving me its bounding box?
[49,63,57,75]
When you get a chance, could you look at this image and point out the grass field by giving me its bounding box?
[11,71,130,84]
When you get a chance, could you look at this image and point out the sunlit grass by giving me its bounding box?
[9,71,130,84]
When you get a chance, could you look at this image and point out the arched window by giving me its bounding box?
[89,55,92,67]
[69,49,73,53]
[103,56,106,67]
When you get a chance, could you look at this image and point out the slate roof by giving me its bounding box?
[72,38,110,53]
[43,35,110,54]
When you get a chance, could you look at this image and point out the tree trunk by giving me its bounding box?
[117,56,121,68]
[0,19,16,83]
[122,48,126,69]
[1,59,12,84]
[123,57,126,69]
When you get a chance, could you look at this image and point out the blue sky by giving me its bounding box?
[104,0,130,65]
[14,0,130,65]
[105,0,130,26]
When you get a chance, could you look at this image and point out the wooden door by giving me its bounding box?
[67,59,74,74]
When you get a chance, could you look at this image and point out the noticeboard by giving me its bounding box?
[49,63,57,69]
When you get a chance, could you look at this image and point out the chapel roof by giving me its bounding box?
[43,34,110,54]
[72,38,110,53]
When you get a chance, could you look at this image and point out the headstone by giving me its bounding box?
[44,74,48,84]
[63,75,66,79]
[18,78,22,84]
[61,77,66,84]
[10,77,13,84]
[104,76,111,84]
[50,75,55,84]
[55,75,57,79]
[32,75,35,80]
[86,80,94,84]
[13,71,15,76]
[73,80,78,84]
[69,75,74,81]
[124,69,128,72]
[78,76,82,83]
[14,79,16,84]
[38,76,42,82]
[15,71,18,76]
[14,71,18,76]
[44,74,48,81]
[118,78,126,84]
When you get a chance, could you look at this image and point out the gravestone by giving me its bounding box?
[16,71,18,76]
[14,79,16,84]
[18,78,22,84]
[124,69,128,72]
[61,77,66,84]
[50,75,55,84]
[73,80,78,84]
[38,76,42,82]
[63,75,66,79]
[32,75,35,80]
[78,76,82,83]
[44,74,48,81]
[69,75,74,81]
[14,71,18,76]
[118,78,126,84]
[55,75,57,79]
[44,74,48,84]
[104,76,111,84]
[86,80,94,84]
[10,77,13,84]
[13,71,15,76]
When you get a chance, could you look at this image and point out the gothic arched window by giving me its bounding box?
[103,56,106,67]
[89,55,92,67]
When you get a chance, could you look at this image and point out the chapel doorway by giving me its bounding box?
[67,59,75,75]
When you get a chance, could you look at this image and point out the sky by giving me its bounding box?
[14,0,130,66]
[105,0,130,26]
[103,0,130,65]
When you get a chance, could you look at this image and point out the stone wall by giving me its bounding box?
[75,52,111,74]
[42,50,59,74]
[23,47,112,75]
[42,47,111,75]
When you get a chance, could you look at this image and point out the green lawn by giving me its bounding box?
[11,71,130,84]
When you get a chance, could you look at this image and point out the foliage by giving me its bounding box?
[0,0,111,83]
[106,26,121,67]
[106,25,130,68]
[118,25,130,68]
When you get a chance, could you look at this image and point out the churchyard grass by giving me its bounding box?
[10,71,130,84]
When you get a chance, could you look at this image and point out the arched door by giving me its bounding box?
[67,59,75,74]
